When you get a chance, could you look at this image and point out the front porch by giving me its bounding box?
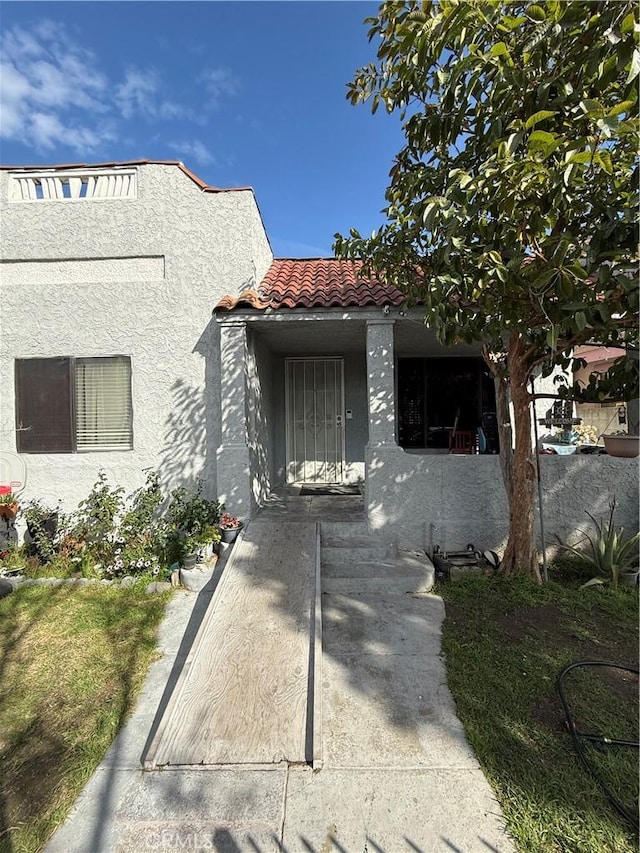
[215,308,639,555]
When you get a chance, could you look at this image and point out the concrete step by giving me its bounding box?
[321,532,397,549]
[322,543,396,565]
[319,520,370,540]
[323,550,435,594]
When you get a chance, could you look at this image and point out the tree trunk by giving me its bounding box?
[500,334,541,582]
[482,347,513,507]
[494,374,513,507]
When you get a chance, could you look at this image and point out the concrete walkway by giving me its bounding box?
[46,516,516,853]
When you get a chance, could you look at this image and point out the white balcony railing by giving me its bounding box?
[8,168,137,203]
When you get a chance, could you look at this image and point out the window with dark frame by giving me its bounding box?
[397,357,499,451]
[15,356,133,453]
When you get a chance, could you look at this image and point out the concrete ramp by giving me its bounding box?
[143,521,320,768]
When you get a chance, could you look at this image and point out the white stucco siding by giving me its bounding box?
[246,331,275,507]
[0,164,273,512]
[367,448,639,555]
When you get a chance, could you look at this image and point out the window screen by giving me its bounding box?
[15,356,133,453]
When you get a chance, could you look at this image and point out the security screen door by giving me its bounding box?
[285,358,345,484]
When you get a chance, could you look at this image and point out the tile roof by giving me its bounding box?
[0,160,251,193]
[215,258,406,313]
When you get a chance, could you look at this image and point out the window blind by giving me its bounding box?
[75,357,133,451]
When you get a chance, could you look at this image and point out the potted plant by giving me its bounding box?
[181,533,203,569]
[23,498,61,562]
[602,431,640,458]
[219,512,243,543]
[164,483,223,566]
[0,492,19,521]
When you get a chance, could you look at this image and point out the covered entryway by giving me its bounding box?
[285,357,345,484]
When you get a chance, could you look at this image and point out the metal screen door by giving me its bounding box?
[285,358,345,484]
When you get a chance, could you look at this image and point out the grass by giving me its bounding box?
[0,581,170,853]
[439,572,639,853]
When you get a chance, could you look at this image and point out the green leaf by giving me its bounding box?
[488,42,510,58]
[558,273,574,298]
[533,268,557,289]
[579,99,604,117]
[525,110,557,129]
[628,49,640,84]
[526,5,546,22]
[608,99,637,117]
[566,150,593,165]
[575,311,587,331]
[566,263,588,280]
[580,577,605,589]
[594,149,613,174]
[528,130,556,146]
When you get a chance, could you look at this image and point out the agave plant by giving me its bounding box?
[557,500,640,590]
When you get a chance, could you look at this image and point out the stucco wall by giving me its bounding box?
[247,330,275,507]
[343,354,368,483]
[366,446,639,555]
[0,164,273,512]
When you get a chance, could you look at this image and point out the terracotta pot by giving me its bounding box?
[602,435,640,458]
[0,502,18,521]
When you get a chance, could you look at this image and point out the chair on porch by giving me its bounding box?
[449,429,475,454]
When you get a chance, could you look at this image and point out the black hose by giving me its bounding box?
[557,660,639,834]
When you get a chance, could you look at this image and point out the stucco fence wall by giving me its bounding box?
[366,446,639,557]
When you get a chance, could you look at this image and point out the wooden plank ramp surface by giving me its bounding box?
[144,521,318,767]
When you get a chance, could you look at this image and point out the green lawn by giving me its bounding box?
[0,583,169,853]
[440,573,639,853]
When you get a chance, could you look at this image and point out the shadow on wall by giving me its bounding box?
[158,321,220,498]
[247,331,274,510]
[366,449,639,556]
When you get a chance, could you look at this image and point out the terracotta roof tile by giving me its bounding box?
[214,258,405,313]
[215,289,270,312]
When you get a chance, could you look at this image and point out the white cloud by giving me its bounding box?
[167,139,215,166]
[115,67,159,119]
[199,67,240,105]
[30,112,110,151]
[0,21,242,161]
[0,21,111,153]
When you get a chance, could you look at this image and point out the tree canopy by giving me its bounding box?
[335,0,639,577]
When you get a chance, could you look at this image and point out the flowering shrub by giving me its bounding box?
[106,531,161,577]
[554,424,599,445]
[16,471,225,580]
[220,513,241,529]
[572,424,599,445]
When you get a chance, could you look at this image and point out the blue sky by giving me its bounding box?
[0,1,405,257]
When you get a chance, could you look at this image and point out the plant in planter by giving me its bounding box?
[23,498,62,562]
[166,482,223,565]
[556,499,640,591]
[602,430,640,459]
[0,492,19,521]
[219,512,243,543]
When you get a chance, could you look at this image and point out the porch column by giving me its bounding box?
[216,320,252,518]
[365,318,405,535]
[366,318,397,447]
